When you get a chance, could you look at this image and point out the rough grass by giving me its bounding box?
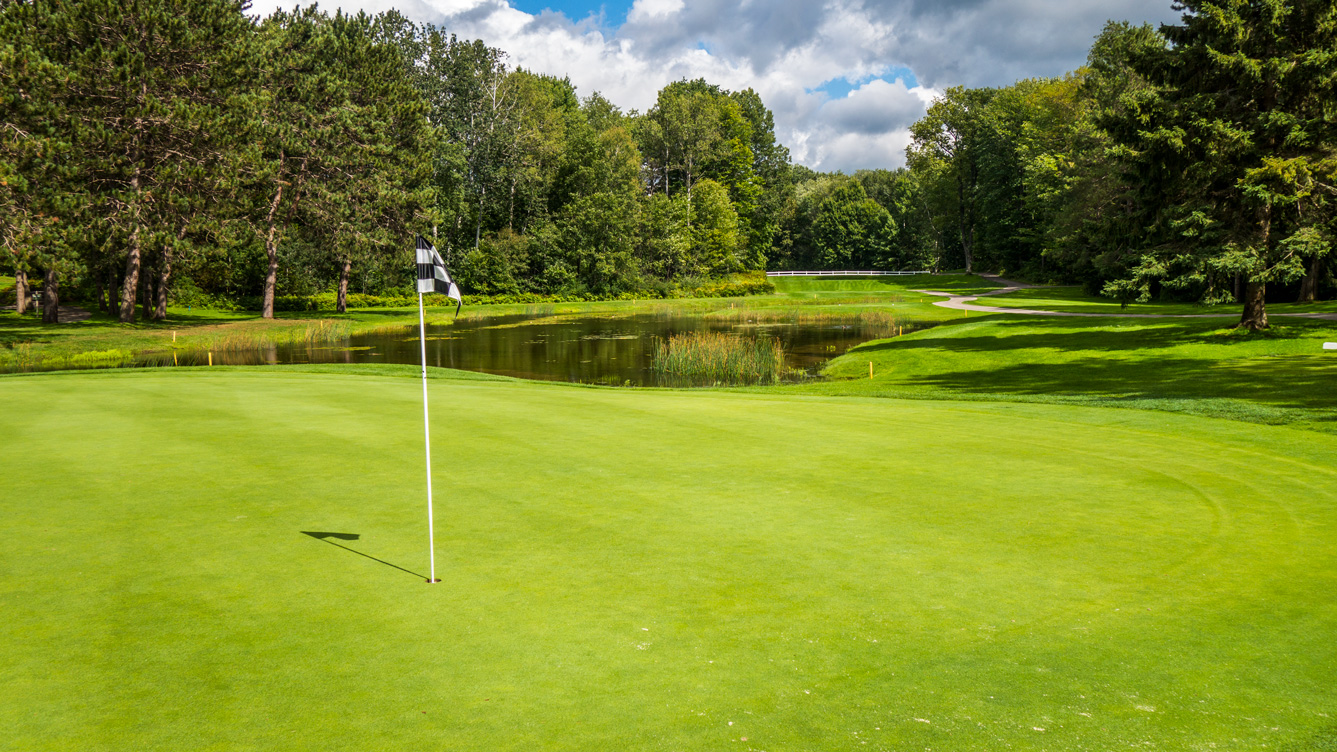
[2,368,1336,750]
[651,330,787,385]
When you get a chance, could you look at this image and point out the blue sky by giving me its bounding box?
[251,0,1182,171]
[510,0,633,25]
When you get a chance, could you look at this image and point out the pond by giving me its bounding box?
[140,311,909,386]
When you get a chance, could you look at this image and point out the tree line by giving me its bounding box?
[897,0,1337,328]
[3,0,1333,329]
[1,0,819,322]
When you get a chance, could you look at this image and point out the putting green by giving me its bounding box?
[2,369,1335,750]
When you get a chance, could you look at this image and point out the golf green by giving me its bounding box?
[2,369,1335,750]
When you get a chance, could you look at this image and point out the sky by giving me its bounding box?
[249,0,1183,172]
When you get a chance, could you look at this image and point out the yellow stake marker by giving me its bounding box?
[869,361,874,379]
[173,351,178,366]
[172,330,176,342]
[208,351,213,367]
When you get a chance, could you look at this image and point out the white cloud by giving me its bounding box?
[627,0,684,23]
[791,78,937,172]
[248,0,1183,171]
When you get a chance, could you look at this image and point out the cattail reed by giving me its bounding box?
[651,331,786,386]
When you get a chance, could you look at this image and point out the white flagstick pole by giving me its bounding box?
[418,289,438,583]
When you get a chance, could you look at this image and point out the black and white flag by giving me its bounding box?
[416,235,462,316]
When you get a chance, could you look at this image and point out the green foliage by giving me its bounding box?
[689,179,743,276]
[0,4,798,319]
[810,182,898,269]
[899,9,1337,322]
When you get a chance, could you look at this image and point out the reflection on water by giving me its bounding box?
[114,312,909,386]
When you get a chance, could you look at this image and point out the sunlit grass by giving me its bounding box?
[3,369,1336,750]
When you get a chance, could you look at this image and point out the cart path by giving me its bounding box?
[912,274,1337,321]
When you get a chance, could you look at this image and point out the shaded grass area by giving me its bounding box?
[781,315,1337,430]
[981,285,1337,316]
[2,368,1335,750]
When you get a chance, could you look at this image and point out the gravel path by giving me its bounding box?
[912,274,1337,321]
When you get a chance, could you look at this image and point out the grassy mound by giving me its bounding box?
[3,368,1336,750]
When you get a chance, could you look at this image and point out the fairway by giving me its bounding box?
[3,369,1336,750]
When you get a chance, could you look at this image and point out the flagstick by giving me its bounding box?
[418,291,439,584]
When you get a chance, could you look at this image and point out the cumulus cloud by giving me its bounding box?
[248,0,1185,170]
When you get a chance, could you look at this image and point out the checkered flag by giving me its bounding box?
[416,236,462,317]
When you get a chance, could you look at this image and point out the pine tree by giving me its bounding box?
[0,1,80,322]
[28,0,257,323]
[1111,0,1337,328]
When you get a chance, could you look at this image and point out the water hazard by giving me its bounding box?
[132,311,907,386]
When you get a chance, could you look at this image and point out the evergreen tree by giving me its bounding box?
[1108,0,1337,328]
[40,0,257,322]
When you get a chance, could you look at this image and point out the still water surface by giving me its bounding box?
[150,312,903,386]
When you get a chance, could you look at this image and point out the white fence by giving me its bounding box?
[766,270,931,277]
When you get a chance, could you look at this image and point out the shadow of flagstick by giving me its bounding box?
[301,531,428,580]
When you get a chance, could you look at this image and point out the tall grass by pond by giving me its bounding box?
[0,344,136,373]
[705,307,904,339]
[203,319,351,351]
[651,331,787,386]
[1,320,354,373]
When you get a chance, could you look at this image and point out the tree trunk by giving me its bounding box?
[1298,254,1321,302]
[336,258,351,313]
[119,162,142,322]
[106,271,117,315]
[957,174,973,273]
[1238,281,1268,330]
[41,267,59,324]
[119,234,141,323]
[262,160,285,319]
[153,249,172,320]
[94,274,106,313]
[14,270,27,314]
[1233,272,1242,303]
[141,259,153,321]
[475,188,485,249]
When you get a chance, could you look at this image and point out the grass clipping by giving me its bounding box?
[651,331,787,386]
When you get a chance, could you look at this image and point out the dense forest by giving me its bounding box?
[2,0,1334,328]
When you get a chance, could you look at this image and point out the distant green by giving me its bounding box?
[2,368,1336,751]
